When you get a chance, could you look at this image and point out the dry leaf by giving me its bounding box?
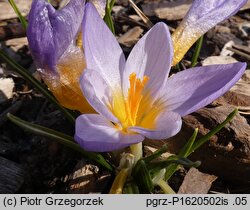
[178,168,217,194]
[202,56,238,66]
[0,0,32,21]
[142,0,192,20]
[118,26,143,47]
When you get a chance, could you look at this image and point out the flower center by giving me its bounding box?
[111,72,151,130]
[125,73,149,126]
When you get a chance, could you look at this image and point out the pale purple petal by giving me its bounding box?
[90,0,106,18]
[161,62,246,116]
[129,111,182,139]
[82,3,125,88]
[27,0,85,72]
[172,0,247,65]
[185,0,247,34]
[80,69,119,123]
[75,114,144,152]
[123,22,173,97]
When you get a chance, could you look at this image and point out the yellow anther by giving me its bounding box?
[111,72,159,131]
[125,73,149,126]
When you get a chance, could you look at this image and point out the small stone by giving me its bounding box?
[0,78,14,103]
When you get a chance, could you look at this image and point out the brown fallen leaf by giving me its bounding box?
[201,56,238,66]
[67,160,111,193]
[240,0,250,11]
[142,0,192,20]
[178,168,217,194]
[0,0,32,21]
[6,37,28,51]
[145,106,250,185]
[213,70,250,108]
[118,26,143,47]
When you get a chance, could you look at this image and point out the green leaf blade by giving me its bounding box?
[7,113,113,171]
[8,0,28,29]
[0,50,75,123]
[191,35,203,67]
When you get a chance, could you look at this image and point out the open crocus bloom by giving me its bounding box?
[75,3,246,152]
[27,0,95,113]
[172,0,248,65]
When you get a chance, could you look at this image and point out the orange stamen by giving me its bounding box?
[125,73,149,126]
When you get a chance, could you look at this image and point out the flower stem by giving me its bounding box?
[130,142,143,162]
[109,169,129,194]
[157,179,176,194]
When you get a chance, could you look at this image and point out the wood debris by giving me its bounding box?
[0,156,24,193]
[68,160,111,193]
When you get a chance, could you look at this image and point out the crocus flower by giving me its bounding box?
[27,0,105,113]
[75,3,246,152]
[172,0,248,65]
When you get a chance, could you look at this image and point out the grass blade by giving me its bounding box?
[148,157,201,172]
[132,159,154,193]
[165,129,198,180]
[189,108,238,155]
[8,0,28,29]
[179,128,198,157]
[191,35,203,67]
[143,144,168,163]
[104,0,115,34]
